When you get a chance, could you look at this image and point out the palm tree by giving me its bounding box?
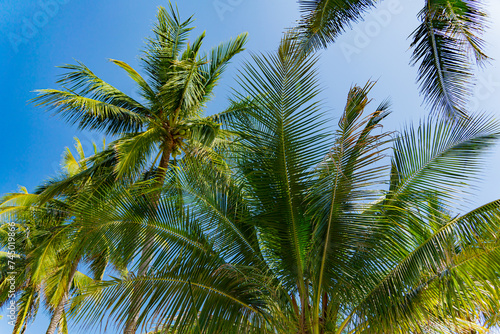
[296,0,490,119]
[0,139,117,334]
[32,4,248,332]
[33,3,247,185]
[65,38,500,333]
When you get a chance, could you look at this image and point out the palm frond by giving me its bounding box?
[109,59,157,104]
[341,199,500,332]
[114,128,163,179]
[308,82,391,326]
[229,35,329,297]
[32,90,147,135]
[410,0,489,118]
[141,3,195,92]
[387,114,500,214]
[296,0,378,52]
[55,61,148,114]
[199,32,248,99]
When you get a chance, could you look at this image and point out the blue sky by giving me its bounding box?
[0,0,499,333]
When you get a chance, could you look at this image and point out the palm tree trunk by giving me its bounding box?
[319,292,327,334]
[46,259,79,334]
[124,142,173,334]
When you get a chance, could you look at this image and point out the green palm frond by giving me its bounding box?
[307,82,392,330]
[62,137,91,175]
[0,138,120,334]
[109,59,157,103]
[199,32,248,98]
[296,0,491,119]
[340,199,500,332]
[296,0,378,52]
[176,158,262,265]
[157,57,206,120]
[185,118,220,147]
[387,114,500,214]
[230,35,329,296]
[211,96,257,128]
[32,90,147,135]
[62,147,80,176]
[11,288,38,334]
[114,128,163,179]
[55,61,149,114]
[74,272,269,334]
[410,0,489,118]
[59,180,265,333]
[141,4,195,93]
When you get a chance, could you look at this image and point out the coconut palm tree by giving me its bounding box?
[32,4,248,332]
[296,0,490,119]
[0,139,117,334]
[33,3,247,185]
[65,38,500,333]
[0,187,62,334]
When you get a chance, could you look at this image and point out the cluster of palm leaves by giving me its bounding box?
[2,2,500,334]
[297,0,489,119]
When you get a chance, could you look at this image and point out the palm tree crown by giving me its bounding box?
[33,3,248,184]
[64,38,500,334]
[0,139,116,334]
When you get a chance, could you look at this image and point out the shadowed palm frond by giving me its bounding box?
[296,0,378,52]
[229,35,330,298]
[410,0,489,118]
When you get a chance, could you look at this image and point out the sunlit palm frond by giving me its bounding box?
[340,199,500,332]
[387,114,500,215]
[199,32,248,99]
[32,89,147,135]
[141,4,195,93]
[114,128,164,179]
[55,61,148,114]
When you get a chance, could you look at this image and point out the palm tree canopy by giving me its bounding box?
[60,38,500,334]
[0,138,117,334]
[29,6,248,334]
[32,3,248,182]
[2,3,499,334]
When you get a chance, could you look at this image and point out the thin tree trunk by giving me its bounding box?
[45,259,79,334]
[320,292,327,334]
[124,142,173,334]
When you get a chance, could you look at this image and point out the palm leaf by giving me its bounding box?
[229,36,330,301]
[339,199,500,332]
[307,83,391,329]
[296,0,378,52]
[32,90,147,135]
[410,0,489,118]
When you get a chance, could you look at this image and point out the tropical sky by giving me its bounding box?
[1,0,499,332]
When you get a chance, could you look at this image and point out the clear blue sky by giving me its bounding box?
[1,0,499,333]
